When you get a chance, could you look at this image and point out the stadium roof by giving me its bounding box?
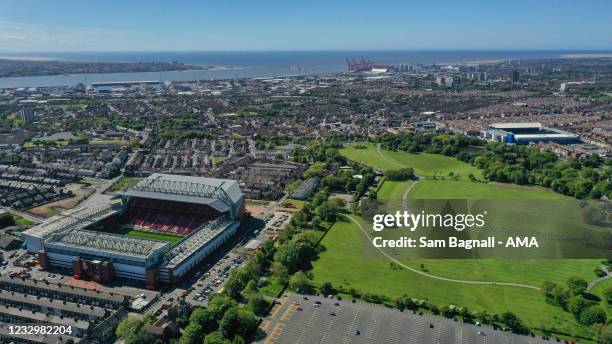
[23,205,118,239]
[122,173,243,216]
[489,122,542,129]
[46,229,169,262]
[513,133,578,139]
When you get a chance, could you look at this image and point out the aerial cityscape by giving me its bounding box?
[0,1,611,343]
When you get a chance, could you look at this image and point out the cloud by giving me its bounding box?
[0,21,133,51]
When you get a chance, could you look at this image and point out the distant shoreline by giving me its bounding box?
[560,53,612,58]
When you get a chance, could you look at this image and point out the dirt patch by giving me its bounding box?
[26,183,94,218]
[247,205,265,217]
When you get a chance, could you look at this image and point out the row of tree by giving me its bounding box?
[378,132,612,199]
[542,277,608,327]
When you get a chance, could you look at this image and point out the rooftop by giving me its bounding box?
[123,173,243,215]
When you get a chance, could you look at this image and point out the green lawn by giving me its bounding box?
[213,156,228,165]
[329,146,606,339]
[341,143,482,179]
[259,277,285,298]
[90,139,130,146]
[311,218,595,339]
[590,278,612,316]
[111,177,143,192]
[409,179,564,200]
[376,180,415,200]
[282,199,307,209]
[115,228,183,243]
[12,215,34,226]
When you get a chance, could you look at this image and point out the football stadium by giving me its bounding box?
[22,173,245,290]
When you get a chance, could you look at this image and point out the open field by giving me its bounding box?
[113,228,183,243]
[110,177,143,192]
[590,278,612,316]
[409,179,565,200]
[376,180,414,200]
[331,146,607,339]
[90,139,130,145]
[311,218,595,339]
[341,143,482,179]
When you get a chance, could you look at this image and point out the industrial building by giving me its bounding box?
[22,173,245,289]
[483,122,580,145]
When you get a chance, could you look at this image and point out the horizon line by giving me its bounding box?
[2,48,612,55]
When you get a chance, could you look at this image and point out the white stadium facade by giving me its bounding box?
[22,173,245,290]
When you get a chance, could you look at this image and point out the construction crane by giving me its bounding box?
[346,56,374,72]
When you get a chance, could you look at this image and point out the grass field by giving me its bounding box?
[590,278,612,316]
[311,218,595,339]
[114,228,183,243]
[111,177,143,192]
[409,179,564,199]
[341,143,482,179]
[90,139,130,146]
[328,144,607,339]
[282,199,307,209]
[376,180,415,200]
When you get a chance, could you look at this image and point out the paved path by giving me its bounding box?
[587,265,612,292]
[346,214,540,290]
[376,143,404,169]
[371,145,539,290]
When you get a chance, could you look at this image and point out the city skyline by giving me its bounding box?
[1,0,611,52]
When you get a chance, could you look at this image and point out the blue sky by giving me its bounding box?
[0,0,611,52]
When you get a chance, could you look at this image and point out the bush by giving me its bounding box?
[384,168,415,181]
[579,306,608,326]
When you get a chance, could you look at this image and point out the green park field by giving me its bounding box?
[309,142,609,339]
[341,142,483,179]
[311,218,597,339]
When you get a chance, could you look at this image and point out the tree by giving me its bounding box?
[274,239,315,274]
[567,277,588,295]
[320,282,334,296]
[189,308,218,334]
[500,312,528,334]
[604,286,612,305]
[248,295,269,316]
[203,331,230,344]
[142,312,156,325]
[395,295,413,311]
[179,323,204,344]
[0,214,16,229]
[219,307,258,340]
[567,296,592,318]
[579,306,607,326]
[271,261,289,281]
[384,168,415,181]
[289,271,309,292]
[207,294,238,320]
[224,276,246,300]
[551,286,571,308]
[116,316,143,338]
[232,336,246,344]
[541,281,556,300]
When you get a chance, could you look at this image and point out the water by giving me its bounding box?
[0,50,609,88]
